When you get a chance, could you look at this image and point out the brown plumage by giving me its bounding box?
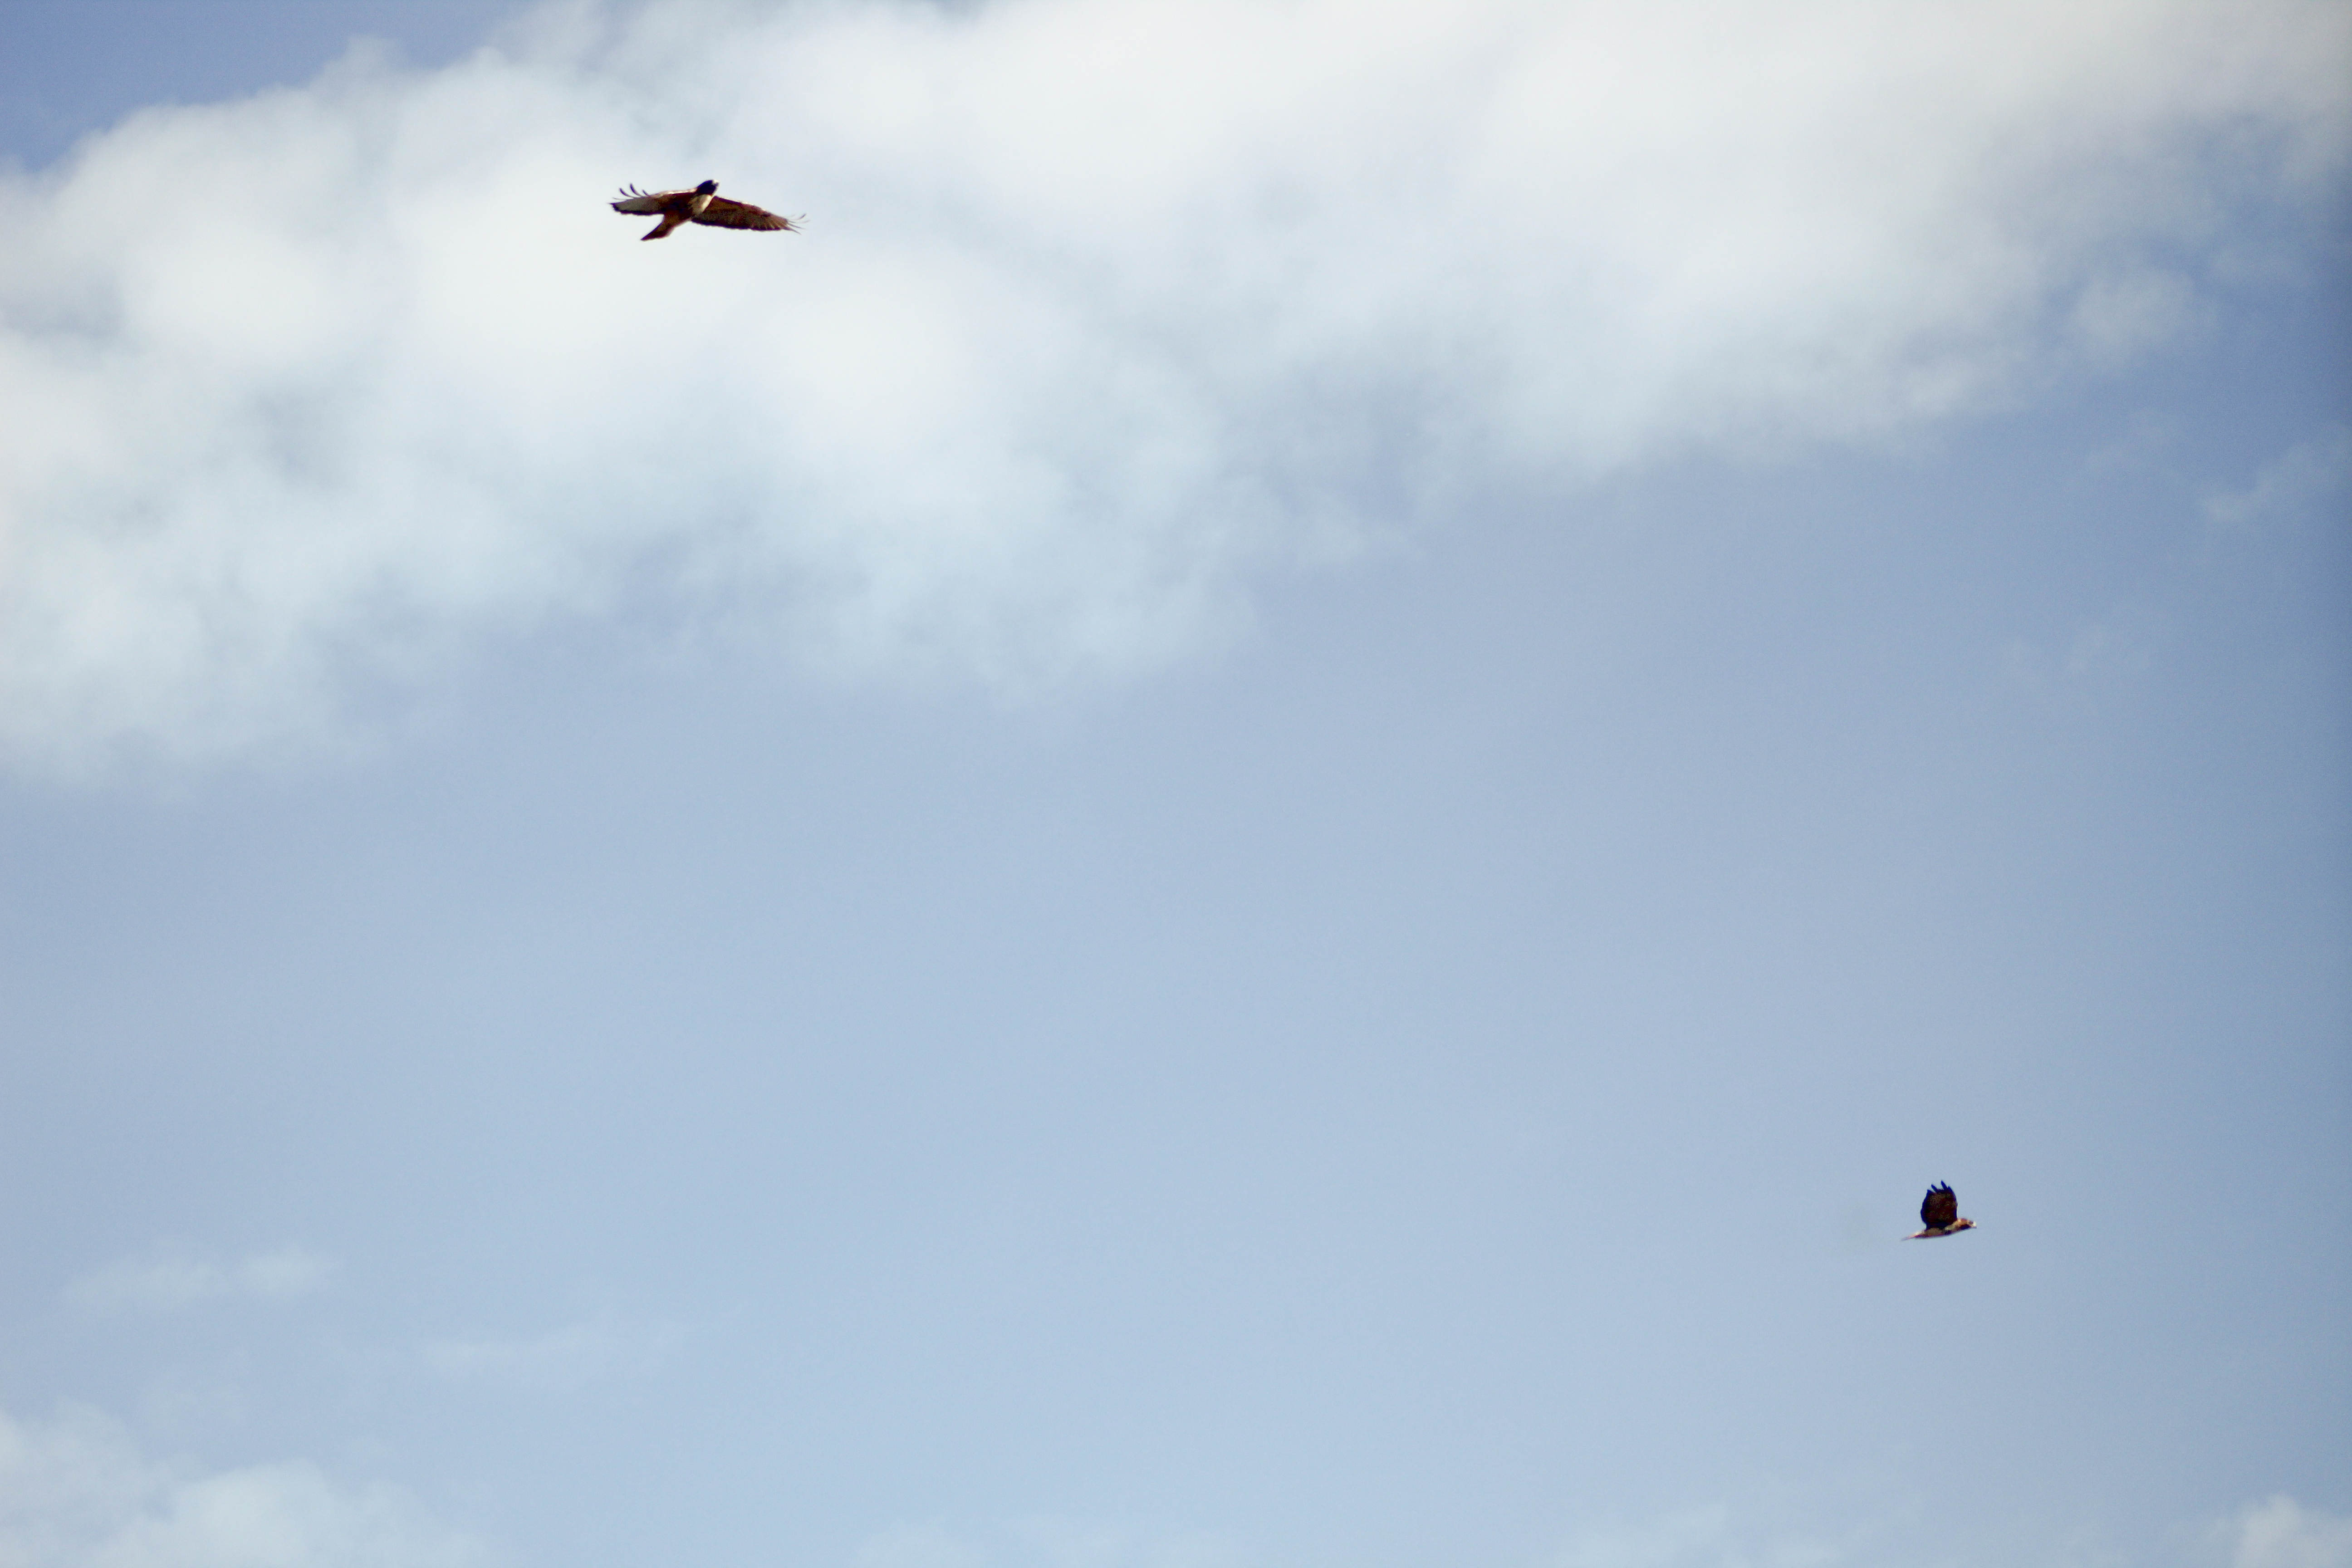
[1906,1182,1977,1239]
[611,181,800,241]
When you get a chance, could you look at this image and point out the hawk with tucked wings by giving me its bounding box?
[611,180,801,241]
[1905,1181,1977,1239]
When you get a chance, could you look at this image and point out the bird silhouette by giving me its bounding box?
[611,181,800,241]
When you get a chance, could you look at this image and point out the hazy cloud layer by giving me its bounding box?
[2204,425,2352,531]
[857,1519,1236,1568]
[62,1247,334,1314]
[1545,1497,2352,1568]
[0,0,2343,771]
[1555,1506,1845,1568]
[419,1313,677,1389]
[2222,1498,2352,1568]
[0,1406,479,1568]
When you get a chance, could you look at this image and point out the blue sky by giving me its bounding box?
[0,4,2347,1567]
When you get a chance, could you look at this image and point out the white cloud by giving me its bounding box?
[63,1247,334,1314]
[0,0,2343,773]
[0,1404,480,1568]
[2218,1497,2352,1568]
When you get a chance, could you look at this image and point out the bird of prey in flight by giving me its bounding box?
[611,180,801,241]
[1906,1182,1978,1239]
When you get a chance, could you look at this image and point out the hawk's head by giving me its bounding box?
[695,180,719,195]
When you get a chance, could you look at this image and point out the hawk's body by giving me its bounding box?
[612,180,799,240]
[1906,1182,1977,1239]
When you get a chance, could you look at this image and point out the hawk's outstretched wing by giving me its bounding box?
[694,196,800,231]
[612,184,692,216]
[1921,1183,1959,1230]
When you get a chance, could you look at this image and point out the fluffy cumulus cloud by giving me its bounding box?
[0,0,2344,771]
[0,1405,479,1568]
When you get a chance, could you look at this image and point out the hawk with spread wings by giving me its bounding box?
[1905,1181,1978,1239]
[611,180,801,241]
